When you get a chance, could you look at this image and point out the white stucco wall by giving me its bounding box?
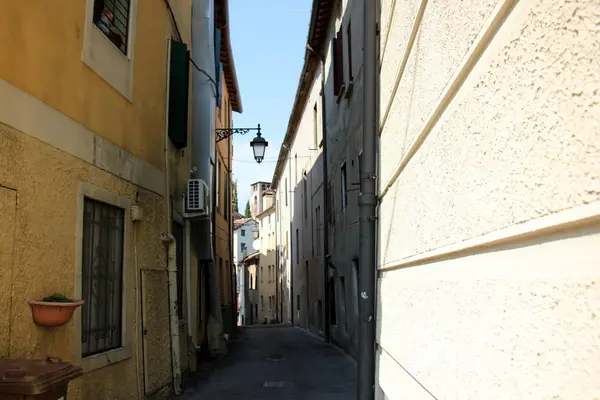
[233,219,258,267]
[377,0,600,398]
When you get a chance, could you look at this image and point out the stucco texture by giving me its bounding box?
[376,0,600,398]
[0,123,171,400]
[379,0,600,265]
[0,0,169,169]
[377,226,600,399]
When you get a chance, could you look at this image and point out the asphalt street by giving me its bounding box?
[178,324,357,399]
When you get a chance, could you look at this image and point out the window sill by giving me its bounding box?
[344,80,355,99]
[82,346,132,373]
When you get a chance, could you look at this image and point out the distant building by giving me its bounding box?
[250,180,271,218]
[233,218,258,325]
[243,251,260,325]
[256,190,277,324]
[273,0,600,398]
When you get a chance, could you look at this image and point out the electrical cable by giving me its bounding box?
[164,0,218,91]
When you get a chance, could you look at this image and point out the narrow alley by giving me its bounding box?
[179,325,356,400]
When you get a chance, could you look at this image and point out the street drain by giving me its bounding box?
[263,381,290,388]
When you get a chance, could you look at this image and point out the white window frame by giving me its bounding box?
[74,182,133,373]
[82,0,139,101]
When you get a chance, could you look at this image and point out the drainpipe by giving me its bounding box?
[161,232,182,395]
[228,136,237,334]
[318,55,331,344]
[358,0,378,398]
[185,219,202,354]
[191,0,224,355]
[161,41,182,395]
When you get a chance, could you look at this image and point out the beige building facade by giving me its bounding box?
[274,0,600,398]
[376,0,600,398]
[256,190,277,324]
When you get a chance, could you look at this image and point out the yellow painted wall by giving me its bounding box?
[0,0,198,397]
[0,122,171,399]
[257,209,276,324]
[215,82,234,322]
[0,0,171,169]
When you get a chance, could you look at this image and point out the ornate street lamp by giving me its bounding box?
[215,123,268,164]
[249,128,268,164]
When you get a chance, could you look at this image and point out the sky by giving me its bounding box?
[228,0,312,213]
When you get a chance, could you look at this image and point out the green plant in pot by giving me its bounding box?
[29,293,84,327]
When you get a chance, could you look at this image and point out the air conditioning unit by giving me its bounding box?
[184,179,209,218]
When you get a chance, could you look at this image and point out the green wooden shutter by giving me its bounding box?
[168,40,189,149]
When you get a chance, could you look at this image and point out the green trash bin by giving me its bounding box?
[0,358,82,400]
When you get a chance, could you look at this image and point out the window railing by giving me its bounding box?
[93,0,131,54]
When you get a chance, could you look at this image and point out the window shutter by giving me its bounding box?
[168,40,190,149]
[333,30,344,95]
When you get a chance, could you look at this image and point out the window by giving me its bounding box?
[315,206,321,257]
[295,228,300,266]
[268,266,271,282]
[82,198,125,357]
[295,154,298,184]
[219,257,223,302]
[297,295,300,310]
[224,168,229,220]
[261,266,263,283]
[216,161,220,212]
[341,162,348,210]
[285,178,288,206]
[241,229,246,237]
[303,173,308,219]
[83,0,137,100]
[333,28,344,96]
[93,0,131,54]
[340,276,347,330]
[313,102,318,148]
[261,295,264,310]
[286,231,289,261]
[347,21,353,81]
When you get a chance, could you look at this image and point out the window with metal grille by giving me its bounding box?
[93,0,131,55]
[81,198,125,357]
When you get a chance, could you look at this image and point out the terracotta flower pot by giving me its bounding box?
[29,300,84,327]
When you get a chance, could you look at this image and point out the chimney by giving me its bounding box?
[262,190,274,211]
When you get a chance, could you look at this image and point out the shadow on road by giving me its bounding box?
[176,324,357,399]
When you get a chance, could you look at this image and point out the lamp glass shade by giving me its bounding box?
[250,135,268,164]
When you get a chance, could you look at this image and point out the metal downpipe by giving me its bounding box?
[358,0,379,398]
